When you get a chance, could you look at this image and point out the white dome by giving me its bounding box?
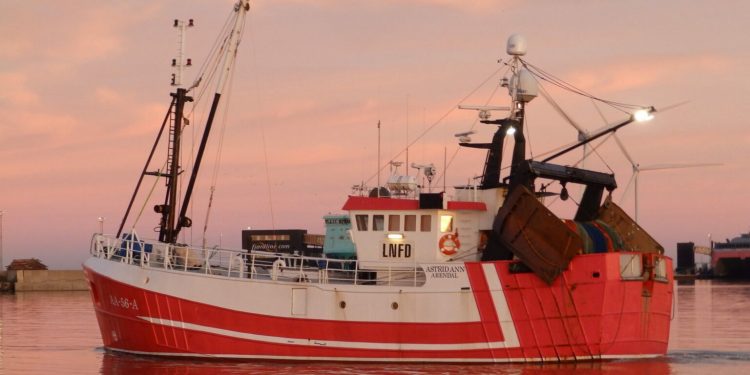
[506,34,527,56]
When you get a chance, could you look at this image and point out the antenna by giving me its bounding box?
[458,105,510,121]
[0,210,5,270]
[377,120,381,197]
[172,18,194,87]
[411,163,435,192]
[406,94,409,177]
[443,147,447,193]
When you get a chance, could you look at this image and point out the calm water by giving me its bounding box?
[2,280,750,374]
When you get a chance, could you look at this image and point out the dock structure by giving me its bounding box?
[11,270,88,292]
[2,258,88,292]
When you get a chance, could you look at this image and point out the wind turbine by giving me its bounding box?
[538,86,591,167]
[613,135,721,222]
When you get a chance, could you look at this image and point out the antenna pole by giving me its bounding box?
[443,146,447,193]
[171,18,194,87]
[0,210,4,271]
[406,94,409,176]
[377,120,381,196]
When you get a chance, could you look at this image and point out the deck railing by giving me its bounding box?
[90,234,426,287]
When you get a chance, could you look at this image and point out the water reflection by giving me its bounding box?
[99,352,672,375]
[671,280,750,351]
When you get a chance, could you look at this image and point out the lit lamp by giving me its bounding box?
[387,233,404,240]
[634,108,655,122]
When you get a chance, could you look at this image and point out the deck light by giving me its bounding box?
[634,108,654,122]
[506,126,516,136]
[387,233,404,240]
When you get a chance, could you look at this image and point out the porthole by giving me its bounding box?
[339,301,346,309]
[391,302,399,310]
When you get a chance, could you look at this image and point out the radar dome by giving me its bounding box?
[510,68,538,102]
[506,34,527,56]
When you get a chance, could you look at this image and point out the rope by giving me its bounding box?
[200,14,247,247]
[188,8,236,102]
[242,9,276,230]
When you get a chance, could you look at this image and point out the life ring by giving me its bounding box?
[439,233,460,256]
[271,259,286,281]
[273,259,286,269]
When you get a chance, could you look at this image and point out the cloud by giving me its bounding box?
[0,72,39,106]
[269,0,517,12]
[564,54,736,93]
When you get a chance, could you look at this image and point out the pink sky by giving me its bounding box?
[1,0,748,269]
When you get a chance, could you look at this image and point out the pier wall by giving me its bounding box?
[11,270,88,292]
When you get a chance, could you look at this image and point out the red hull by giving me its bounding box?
[83,253,672,362]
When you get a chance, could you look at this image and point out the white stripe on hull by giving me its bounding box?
[139,316,513,351]
[481,263,520,348]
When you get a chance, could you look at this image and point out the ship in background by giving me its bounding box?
[676,232,750,279]
[711,232,750,278]
[83,0,674,362]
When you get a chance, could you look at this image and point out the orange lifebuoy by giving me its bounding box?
[439,233,460,256]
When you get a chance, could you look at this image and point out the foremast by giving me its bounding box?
[117,0,251,244]
[460,35,537,191]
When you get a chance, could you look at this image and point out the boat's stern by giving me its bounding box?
[494,251,673,360]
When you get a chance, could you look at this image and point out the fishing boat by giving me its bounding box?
[83,0,674,362]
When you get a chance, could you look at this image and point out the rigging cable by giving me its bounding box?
[533,80,614,171]
[364,65,505,187]
[130,158,170,234]
[201,7,249,247]
[247,10,277,230]
[520,58,646,113]
[188,8,235,102]
[434,71,505,187]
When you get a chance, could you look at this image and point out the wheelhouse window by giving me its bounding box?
[404,215,417,232]
[373,215,385,231]
[420,215,432,232]
[355,215,368,231]
[388,215,401,231]
[440,215,453,233]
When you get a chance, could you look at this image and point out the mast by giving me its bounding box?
[117,0,251,244]
[504,35,537,193]
[460,35,537,191]
[159,87,192,243]
[171,0,251,242]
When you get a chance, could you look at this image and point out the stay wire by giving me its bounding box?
[202,10,249,247]
[189,8,236,99]
[520,59,645,114]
